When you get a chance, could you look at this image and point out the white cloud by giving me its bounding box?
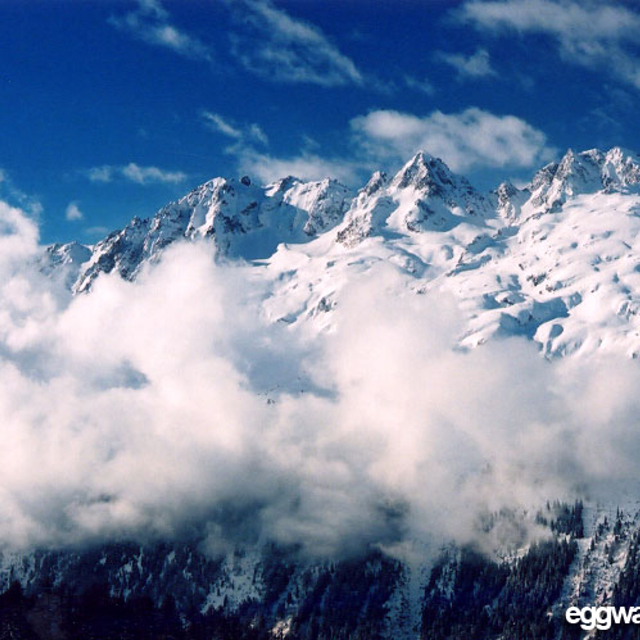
[199,111,359,184]
[85,226,110,238]
[201,111,268,146]
[202,112,242,139]
[248,123,269,146]
[404,75,436,95]
[207,107,553,187]
[0,201,40,269]
[436,48,497,79]
[1,201,640,556]
[237,149,361,185]
[350,107,555,172]
[460,0,640,89]
[121,163,187,185]
[0,168,42,217]
[83,163,187,185]
[85,166,114,184]
[65,202,84,222]
[111,0,378,91]
[110,0,212,62]
[228,0,363,87]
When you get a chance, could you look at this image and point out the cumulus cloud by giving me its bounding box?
[83,163,187,185]
[110,0,212,62]
[65,202,83,222]
[351,107,555,172]
[0,201,40,268]
[202,107,553,187]
[1,199,640,559]
[459,0,640,89]
[436,48,497,79]
[226,0,363,87]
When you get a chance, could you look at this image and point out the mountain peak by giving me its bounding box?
[361,170,389,197]
[491,181,528,220]
[554,147,603,183]
[63,145,640,295]
[602,147,640,190]
[527,148,606,210]
[605,146,638,162]
[391,151,457,192]
[495,181,519,196]
[265,175,302,195]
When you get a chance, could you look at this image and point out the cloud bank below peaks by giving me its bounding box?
[0,201,639,559]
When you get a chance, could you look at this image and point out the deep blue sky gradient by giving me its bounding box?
[2,0,640,243]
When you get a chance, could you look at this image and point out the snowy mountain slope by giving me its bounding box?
[5,502,640,639]
[336,151,493,246]
[24,145,640,637]
[38,241,92,291]
[247,147,640,360]
[54,146,640,362]
[72,175,353,293]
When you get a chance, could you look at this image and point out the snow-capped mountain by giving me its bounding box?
[336,151,493,246]
[42,146,640,362]
[25,146,640,638]
[72,175,353,293]
[38,241,92,291]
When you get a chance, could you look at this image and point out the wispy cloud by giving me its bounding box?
[459,0,640,89]
[85,166,114,184]
[111,0,379,91]
[436,48,497,79]
[351,108,555,172]
[121,163,187,185]
[227,0,363,87]
[404,75,436,95]
[237,149,361,185]
[202,112,242,140]
[110,0,212,62]
[0,168,42,217]
[85,225,110,238]
[203,107,553,187]
[83,163,188,186]
[65,202,84,222]
[201,111,359,184]
[201,111,268,146]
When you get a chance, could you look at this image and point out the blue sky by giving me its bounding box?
[3,0,640,244]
